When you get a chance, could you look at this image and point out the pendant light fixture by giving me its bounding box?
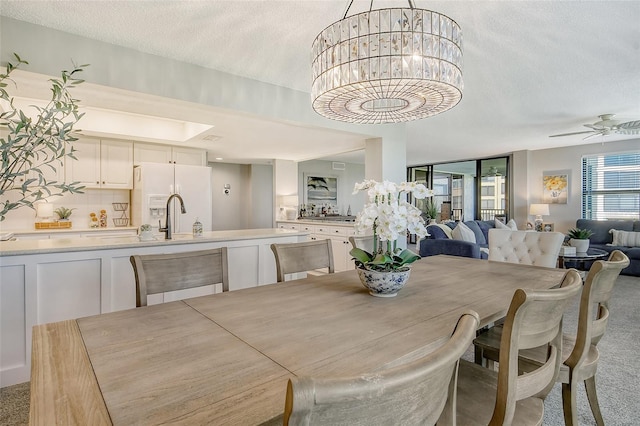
[311,0,463,124]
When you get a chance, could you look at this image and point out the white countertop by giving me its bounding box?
[6,226,139,235]
[277,219,356,226]
[0,228,307,256]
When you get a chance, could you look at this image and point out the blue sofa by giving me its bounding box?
[573,219,640,277]
[419,220,497,260]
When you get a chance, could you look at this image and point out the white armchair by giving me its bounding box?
[488,229,564,268]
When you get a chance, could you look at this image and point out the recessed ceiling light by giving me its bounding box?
[215,157,223,161]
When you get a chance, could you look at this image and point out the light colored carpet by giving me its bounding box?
[1,275,638,425]
[0,381,29,426]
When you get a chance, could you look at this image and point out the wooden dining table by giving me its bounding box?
[29,255,569,425]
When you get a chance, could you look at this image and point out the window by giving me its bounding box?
[582,152,640,220]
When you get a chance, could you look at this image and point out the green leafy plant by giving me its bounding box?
[140,224,152,232]
[54,206,75,220]
[424,199,438,220]
[0,53,87,221]
[567,227,594,240]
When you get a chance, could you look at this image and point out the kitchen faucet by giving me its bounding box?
[159,194,187,239]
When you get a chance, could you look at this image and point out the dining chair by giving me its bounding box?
[130,247,228,307]
[473,250,630,426]
[270,239,334,282]
[488,228,564,268]
[439,269,583,425]
[348,235,375,253]
[283,311,480,426]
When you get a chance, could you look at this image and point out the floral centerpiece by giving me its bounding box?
[350,180,434,297]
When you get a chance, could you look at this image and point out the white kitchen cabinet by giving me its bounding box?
[172,146,207,165]
[134,142,207,166]
[313,224,354,272]
[9,154,65,189]
[67,138,133,189]
[276,221,361,272]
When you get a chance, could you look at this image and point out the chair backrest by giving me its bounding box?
[130,247,228,307]
[565,250,629,369]
[492,269,582,424]
[348,235,375,253]
[488,229,564,268]
[283,311,480,426]
[270,239,334,282]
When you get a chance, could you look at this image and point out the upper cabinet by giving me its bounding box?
[66,138,133,189]
[133,142,207,166]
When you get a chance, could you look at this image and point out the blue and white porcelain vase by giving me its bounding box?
[357,267,411,298]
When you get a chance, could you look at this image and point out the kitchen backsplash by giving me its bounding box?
[0,189,131,231]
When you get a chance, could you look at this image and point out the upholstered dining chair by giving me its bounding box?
[283,311,480,426]
[270,239,334,282]
[488,228,565,268]
[130,247,228,307]
[439,269,583,425]
[348,235,375,253]
[473,250,630,426]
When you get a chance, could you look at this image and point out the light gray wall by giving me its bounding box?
[210,163,251,231]
[298,160,366,216]
[250,164,274,229]
[526,138,639,233]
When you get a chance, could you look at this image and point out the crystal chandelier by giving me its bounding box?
[311,1,463,124]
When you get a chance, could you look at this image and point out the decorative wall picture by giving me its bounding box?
[543,223,555,232]
[305,175,338,205]
[542,171,569,204]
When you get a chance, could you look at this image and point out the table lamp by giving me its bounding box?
[529,204,549,232]
[282,195,299,220]
[36,202,54,222]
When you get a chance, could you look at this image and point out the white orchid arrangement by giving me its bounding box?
[351,180,434,272]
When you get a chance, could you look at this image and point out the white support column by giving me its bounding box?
[273,159,298,224]
[364,135,408,249]
[364,137,407,183]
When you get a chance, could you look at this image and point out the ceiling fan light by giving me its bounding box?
[311,6,463,124]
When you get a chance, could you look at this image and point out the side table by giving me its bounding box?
[558,247,609,270]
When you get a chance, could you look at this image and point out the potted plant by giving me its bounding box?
[424,199,438,224]
[567,227,594,253]
[0,53,86,222]
[54,207,75,221]
[139,224,154,241]
[350,180,433,297]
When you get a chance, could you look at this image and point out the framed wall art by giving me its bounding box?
[542,170,569,204]
[304,174,338,206]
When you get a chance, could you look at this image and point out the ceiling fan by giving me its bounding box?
[549,114,640,139]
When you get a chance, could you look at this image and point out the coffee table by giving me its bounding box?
[558,247,609,270]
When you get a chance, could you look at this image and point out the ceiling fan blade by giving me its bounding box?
[583,130,607,140]
[616,120,640,133]
[549,130,595,138]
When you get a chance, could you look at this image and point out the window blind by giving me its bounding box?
[582,152,640,220]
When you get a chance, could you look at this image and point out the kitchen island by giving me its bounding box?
[0,228,307,387]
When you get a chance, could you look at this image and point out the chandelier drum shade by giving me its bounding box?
[311,3,463,124]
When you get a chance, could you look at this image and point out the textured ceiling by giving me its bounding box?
[1,0,639,165]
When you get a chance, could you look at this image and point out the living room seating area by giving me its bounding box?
[419,219,499,259]
[574,219,640,276]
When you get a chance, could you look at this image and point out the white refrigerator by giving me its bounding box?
[132,163,212,233]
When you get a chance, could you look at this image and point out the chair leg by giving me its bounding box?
[584,376,605,426]
[562,380,579,426]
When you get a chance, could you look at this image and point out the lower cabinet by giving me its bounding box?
[276,221,363,272]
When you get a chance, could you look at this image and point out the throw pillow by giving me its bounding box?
[495,218,518,230]
[452,221,476,243]
[609,229,640,247]
[433,223,454,239]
